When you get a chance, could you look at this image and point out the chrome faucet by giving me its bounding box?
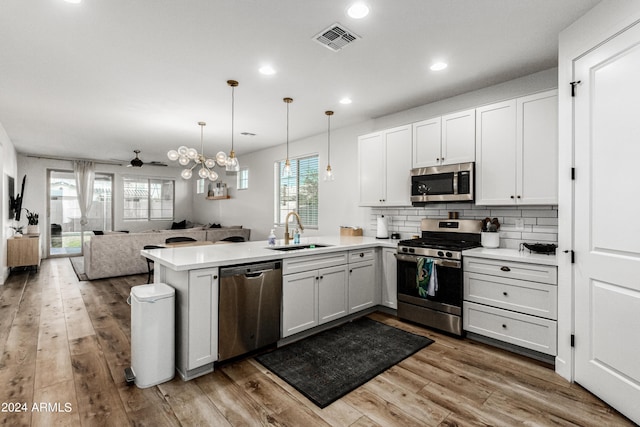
[284,211,304,245]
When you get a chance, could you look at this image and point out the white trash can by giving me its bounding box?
[129,283,175,388]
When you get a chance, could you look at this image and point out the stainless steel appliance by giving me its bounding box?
[411,162,474,204]
[218,260,282,361]
[396,219,481,335]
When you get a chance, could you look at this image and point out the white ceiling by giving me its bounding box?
[0,0,600,166]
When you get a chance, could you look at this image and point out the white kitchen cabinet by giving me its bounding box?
[282,270,319,337]
[358,125,412,206]
[165,267,219,380]
[348,249,378,313]
[318,265,349,325]
[463,256,558,356]
[381,247,397,309]
[475,90,558,205]
[282,253,349,337]
[412,109,475,168]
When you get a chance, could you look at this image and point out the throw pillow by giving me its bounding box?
[171,220,187,230]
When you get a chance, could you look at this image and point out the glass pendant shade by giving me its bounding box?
[181,169,193,179]
[215,151,227,166]
[178,146,188,156]
[324,165,334,181]
[169,122,219,181]
[208,170,218,181]
[198,167,209,179]
[167,150,180,161]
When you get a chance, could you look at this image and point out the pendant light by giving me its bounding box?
[216,80,240,172]
[283,97,293,177]
[168,122,218,181]
[323,110,334,181]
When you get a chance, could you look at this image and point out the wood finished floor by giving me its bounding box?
[0,258,634,426]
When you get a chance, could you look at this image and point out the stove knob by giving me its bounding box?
[446,252,453,258]
[402,247,408,253]
[409,248,415,254]
[437,251,444,257]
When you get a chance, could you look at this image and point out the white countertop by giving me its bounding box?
[462,247,558,266]
[141,235,400,271]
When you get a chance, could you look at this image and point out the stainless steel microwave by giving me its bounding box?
[410,162,474,204]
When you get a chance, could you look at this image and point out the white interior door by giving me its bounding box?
[574,21,640,424]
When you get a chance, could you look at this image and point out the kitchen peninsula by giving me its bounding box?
[142,236,397,381]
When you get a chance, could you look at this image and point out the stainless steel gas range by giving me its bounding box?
[396,219,482,336]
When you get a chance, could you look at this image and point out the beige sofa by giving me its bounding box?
[83,227,250,280]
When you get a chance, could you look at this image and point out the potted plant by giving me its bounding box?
[24,209,39,234]
[480,217,500,248]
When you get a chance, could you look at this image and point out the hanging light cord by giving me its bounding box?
[286,100,290,159]
[231,84,235,152]
[327,112,331,164]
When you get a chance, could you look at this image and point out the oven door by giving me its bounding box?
[396,253,462,316]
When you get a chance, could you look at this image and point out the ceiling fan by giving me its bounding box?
[125,150,167,167]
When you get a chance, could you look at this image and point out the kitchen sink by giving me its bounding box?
[267,244,332,251]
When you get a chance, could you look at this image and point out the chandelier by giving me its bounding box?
[167,121,219,180]
[167,79,241,179]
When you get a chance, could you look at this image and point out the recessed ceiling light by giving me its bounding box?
[430,62,448,71]
[339,97,353,105]
[347,3,370,19]
[259,65,276,75]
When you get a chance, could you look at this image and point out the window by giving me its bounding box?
[275,155,318,227]
[123,177,174,220]
[237,168,249,190]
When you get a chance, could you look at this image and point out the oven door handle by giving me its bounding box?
[395,253,461,269]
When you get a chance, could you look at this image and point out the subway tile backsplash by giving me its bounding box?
[370,204,558,250]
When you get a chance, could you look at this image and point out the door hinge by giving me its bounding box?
[570,80,581,97]
[563,249,575,263]
[571,334,575,347]
[571,167,576,180]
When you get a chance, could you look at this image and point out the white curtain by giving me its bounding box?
[74,160,95,227]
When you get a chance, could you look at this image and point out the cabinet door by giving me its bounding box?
[318,265,349,324]
[187,268,219,369]
[442,109,476,165]
[381,248,397,309]
[358,132,385,206]
[282,271,318,337]
[384,125,412,206]
[348,260,377,313]
[517,90,558,204]
[475,100,517,205]
[412,117,441,168]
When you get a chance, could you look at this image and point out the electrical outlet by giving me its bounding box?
[515,218,525,230]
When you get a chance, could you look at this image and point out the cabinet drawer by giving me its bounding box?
[463,257,557,284]
[283,252,348,275]
[348,248,376,263]
[464,272,557,320]
[463,302,557,356]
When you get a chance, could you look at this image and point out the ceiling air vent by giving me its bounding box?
[314,23,360,51]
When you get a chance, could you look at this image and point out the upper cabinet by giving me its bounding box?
[358,125,412,207]
[476,90,558,205]
[412,109,476,168]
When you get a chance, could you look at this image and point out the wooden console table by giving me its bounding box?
[7,234,41,271]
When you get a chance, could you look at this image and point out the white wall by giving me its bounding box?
[193,68,558,241]
[1,123,18,284]
[17,155,194,258]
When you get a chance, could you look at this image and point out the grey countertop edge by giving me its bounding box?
[141,236,401,271]
[462,247,558,266]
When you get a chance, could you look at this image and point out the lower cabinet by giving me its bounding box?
[381,247,397,309]
[348,249,378,313]
[282,249,379,338]
[463,256,558,356]
[165,266,219,380]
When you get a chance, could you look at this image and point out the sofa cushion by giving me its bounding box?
[171,219,187,229]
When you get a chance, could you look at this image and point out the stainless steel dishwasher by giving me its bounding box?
[218,260,282,361]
